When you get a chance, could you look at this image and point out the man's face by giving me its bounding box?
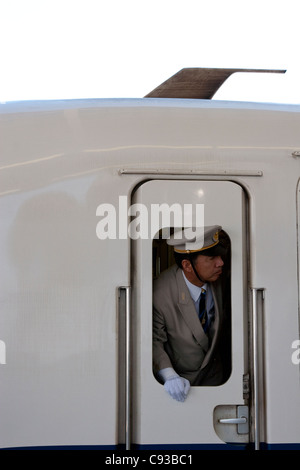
[182,254,224,286]
[194,254,224,282]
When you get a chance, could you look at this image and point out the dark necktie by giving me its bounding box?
[199,288,208,333]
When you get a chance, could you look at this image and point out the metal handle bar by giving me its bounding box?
[120,286,131,450]
[251,287,265,450]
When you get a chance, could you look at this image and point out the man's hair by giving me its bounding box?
[174,251,199,269]
[174,243,226,269]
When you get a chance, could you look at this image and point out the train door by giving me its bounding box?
[130,179,248,449]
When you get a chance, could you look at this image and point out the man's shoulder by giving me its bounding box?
[153,264,180,297]
[155,264,178,285]
[153,265,180,309]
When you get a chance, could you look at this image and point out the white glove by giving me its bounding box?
[158,368,190,402]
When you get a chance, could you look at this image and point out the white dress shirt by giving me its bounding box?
[182,271,215,328]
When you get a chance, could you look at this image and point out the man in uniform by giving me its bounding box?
[153,225,228,402]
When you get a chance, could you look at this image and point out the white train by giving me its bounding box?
[0,69,299,450]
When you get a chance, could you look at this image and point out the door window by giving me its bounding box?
[152,228,232,386]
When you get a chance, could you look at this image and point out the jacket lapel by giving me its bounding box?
[175,268,209,352]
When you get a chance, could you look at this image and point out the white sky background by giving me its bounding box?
[0,0,299,103]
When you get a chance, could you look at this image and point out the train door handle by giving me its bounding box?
[219,417,247,425]
[218,405,249,434]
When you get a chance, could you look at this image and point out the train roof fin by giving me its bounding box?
[144,68,286,99]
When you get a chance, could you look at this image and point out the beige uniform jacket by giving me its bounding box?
[153,264,225,386]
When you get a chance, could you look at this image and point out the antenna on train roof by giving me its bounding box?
[144,67,286,99]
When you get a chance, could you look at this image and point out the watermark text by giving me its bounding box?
[96,196,204,245]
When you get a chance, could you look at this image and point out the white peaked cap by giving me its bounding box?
[167,225,222,253]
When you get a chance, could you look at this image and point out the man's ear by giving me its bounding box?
[181,259,192,273]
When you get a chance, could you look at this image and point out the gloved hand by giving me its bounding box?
[157,368,190,402]
[164,376,190,402]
